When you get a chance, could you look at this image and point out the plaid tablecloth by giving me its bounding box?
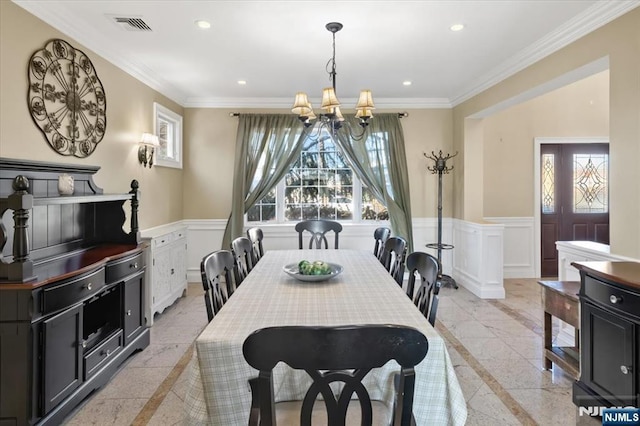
[184,250,467,425]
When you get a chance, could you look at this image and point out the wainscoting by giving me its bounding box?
[143,217,508,299]
[484,217,536,279]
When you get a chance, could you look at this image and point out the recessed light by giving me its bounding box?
[237,80,247,85]
[450,23,464,32]
[195,20,211,29]
[403,81,412,86]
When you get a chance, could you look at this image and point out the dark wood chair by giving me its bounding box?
[380,236,407,286]
[373,227,391,261]
[406,251,441,326]
[295,219,343,249]
[243,324,429,426]
[246,227,265,263]
[231,236,255,285]
[200,250,235,322]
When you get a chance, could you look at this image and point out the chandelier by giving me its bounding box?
[291,22,375,138]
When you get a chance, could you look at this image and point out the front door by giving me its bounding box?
[540,143,609,277]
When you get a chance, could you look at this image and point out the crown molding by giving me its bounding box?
[13,0,188,105]
[450,0,640,107]
[15,0,639,110]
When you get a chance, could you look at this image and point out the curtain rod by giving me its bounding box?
[230,112,409,118]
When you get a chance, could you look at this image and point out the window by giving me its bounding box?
[247,128,388,223]
[154,103,183,169]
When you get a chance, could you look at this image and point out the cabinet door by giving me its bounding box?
[582,302,635,406]
[171,236,187,293]
[153,246,173,306]
[123,271,145,346]
[41,303,83,415]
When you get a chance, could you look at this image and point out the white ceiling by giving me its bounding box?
[14,0,640,109]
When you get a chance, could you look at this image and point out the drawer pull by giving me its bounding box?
[621,365,631,375]
[131,262,138,269]
[609,294,623,304]
[81,341,87,349]
[127,309,132,316]
[86,283,93,291]
[102,349,112,357]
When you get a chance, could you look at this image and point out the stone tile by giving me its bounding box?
[466,384,521,425]
[147,390,185,426]
[480,357,574,390]
[510,386,577,425]
[480,319,539,339]
[95,366,173,400]
[452,364,485,402]
[455,337,524,360]
[171,358,195,402]
[127,343,191,368]
[443,320,497,339]
[64,398,147,425]
[150,325,204,344]
[436,306,475,322]
[503,336,544,359]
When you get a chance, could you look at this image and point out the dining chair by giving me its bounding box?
[246,227,265,263]
[242,324,429,426]
[380,236,407,286]
[373,226,391,261]
[200,250,235,322]
[295,219,342,249]
[406,251,441,326]
[231,236,255,286]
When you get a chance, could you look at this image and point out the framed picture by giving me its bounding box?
[154,102,183,168]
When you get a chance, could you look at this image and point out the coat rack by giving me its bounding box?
[424,150,458,289]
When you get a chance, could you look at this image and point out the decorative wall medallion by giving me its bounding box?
[28,39,106,157]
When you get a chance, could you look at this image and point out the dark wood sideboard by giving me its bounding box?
[0,158,150,426]
[572,261,640,409]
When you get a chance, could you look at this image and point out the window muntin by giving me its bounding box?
[541,153,555,214]
[247,128,388,224]
[573,153,608,213]
[153,103,183,169]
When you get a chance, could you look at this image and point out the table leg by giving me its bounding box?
[543,310,552,370]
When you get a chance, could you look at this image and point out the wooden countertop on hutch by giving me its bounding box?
[0,243,146,289]
[571,261,640,291]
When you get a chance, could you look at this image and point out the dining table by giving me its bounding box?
[183,249,467,425]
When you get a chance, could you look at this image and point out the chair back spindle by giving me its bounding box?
[295,219,342,249]
[406,251,441,326]
[200,250,235,322]
[243,324,429,426]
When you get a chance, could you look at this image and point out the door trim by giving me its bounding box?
[533,137,609,277]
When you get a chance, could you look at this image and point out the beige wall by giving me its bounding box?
[454,9,640,258]
[0,1,184,230]
[483,71,609,218]
[181,108,453,220]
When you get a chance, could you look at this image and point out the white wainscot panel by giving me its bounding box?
[484,217,535,278]
[452,219,505,299]
[183,220,395,282]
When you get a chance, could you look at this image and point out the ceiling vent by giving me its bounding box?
[110,16,152,31]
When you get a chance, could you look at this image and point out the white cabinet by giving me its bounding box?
[144,226,187,325]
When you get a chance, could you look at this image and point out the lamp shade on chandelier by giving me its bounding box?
[291,22,375,133]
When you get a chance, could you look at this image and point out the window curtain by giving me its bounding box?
[334,113,414,252]
[222,114,309,249]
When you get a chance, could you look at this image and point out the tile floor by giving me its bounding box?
[64,279,602,425]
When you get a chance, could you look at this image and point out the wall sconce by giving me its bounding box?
[138,133,160,167]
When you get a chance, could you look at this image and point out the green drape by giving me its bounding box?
[334,113,414,252]
[222,114,309,249]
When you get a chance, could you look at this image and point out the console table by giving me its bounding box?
[538,280,580,378]
[0,158,150,426]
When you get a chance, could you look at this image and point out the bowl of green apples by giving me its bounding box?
[283,260,343,282]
